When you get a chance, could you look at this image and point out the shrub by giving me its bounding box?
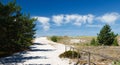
[59,50,80,59]
[90,38,99,46]
[51,36,58,42]
[112,38,119,46]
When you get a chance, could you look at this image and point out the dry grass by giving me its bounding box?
[48,36,120,65]
[72,46,120,65]
[76,46,120,58]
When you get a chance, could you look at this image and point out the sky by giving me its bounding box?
[2,0,120,37]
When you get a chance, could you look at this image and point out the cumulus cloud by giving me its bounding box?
[34,16,50,31]
[87,14,95,24]
[51,14,94,26]
[65,14,80,23]
[64,14,94,26]
[96,12,120,24]
[65,14,82,25]
[34,12,120,30]
[52,15,64,26]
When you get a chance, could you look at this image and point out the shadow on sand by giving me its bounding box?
[0,43,51,64]
[29,49,55,52]
[33,43,46,45]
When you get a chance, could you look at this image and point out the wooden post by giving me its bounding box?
[72,48,74,59]
[77,50,80,64]
[65,45,66,52]
[70,47,71,51]
[87,52,90,65]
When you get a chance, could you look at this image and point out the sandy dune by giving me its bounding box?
[0,37,74,65]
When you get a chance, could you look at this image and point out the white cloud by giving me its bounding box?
[64,14,94,26]
[36,17,50,25]
[86,24,102,28]
[34,16,50,31]
[65,14,80,23]
[52,15,64,26]
[87,14,95,24]
[74,21,82,26]
[43,25,50,31]
[33,12,120,30]
[51,14,94,26]
[97,12,120,24]
[65,14,82,25]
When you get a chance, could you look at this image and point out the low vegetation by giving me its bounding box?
[112,38,119,46]
[90,38,99,46]
[49,36,70,44]
[59,50,80,59]
[50,25,119,46]
[50,36,59,42]
[52,24,119,65]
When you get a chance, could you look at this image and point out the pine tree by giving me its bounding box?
[0,1,36,52]
[97,24,118,46]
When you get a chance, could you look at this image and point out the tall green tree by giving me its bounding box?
[97,24,118,46]
[0,1,36,52]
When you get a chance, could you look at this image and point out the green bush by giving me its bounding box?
[90,38,99,46]
[112,38,119,46]
[51,36,58,42]
[59,50,80,59]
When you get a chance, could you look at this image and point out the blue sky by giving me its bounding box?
[2,0,120,37]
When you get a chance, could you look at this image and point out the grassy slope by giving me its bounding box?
[49,36,120,64]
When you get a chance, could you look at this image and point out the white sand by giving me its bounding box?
[0,37,76,65]
[22,37,74,65]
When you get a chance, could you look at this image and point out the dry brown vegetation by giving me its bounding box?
[48,36,120,65]
[75,46,120,65]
